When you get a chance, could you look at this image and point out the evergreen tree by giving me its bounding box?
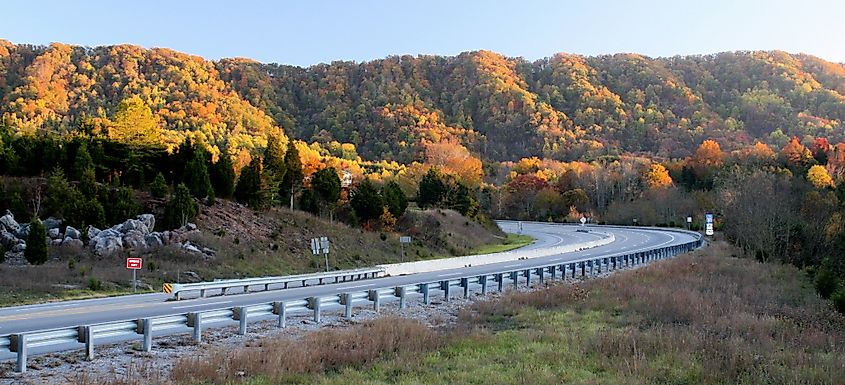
[210,152,236,199]
[418,168,446,208]
[446,182,479,218]
[79,167,98,197]
[185,149,213,199]
[44,168,77,219]
[150,172,168,198]
[72,142,94,181]
[350,178,383,223]
[164,183,199,228]
[311,167,341,219]
[234,157,265,209]
[263,129,287,206]
[105,186,140,224]
[25,219,48,265]
[280,140,304,209]
[382,180,408,218]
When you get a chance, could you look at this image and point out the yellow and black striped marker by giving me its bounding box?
[163,283,173,294]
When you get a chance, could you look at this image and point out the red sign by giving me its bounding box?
[126,257,143,270]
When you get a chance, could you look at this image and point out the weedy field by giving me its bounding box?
[77,242,845,385]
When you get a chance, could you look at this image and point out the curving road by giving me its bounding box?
[0,222,697,338]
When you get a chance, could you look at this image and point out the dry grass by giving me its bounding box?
[167,317,442,384]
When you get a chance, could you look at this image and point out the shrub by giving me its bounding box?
[150,172,168,198]
[24,218,48,265]
[87,277,101,291]
[814,261,840,299]
[164,183,199,229]
[833,287,845,314]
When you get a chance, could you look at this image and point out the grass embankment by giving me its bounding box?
[130,242,845,385]
[466,233,534,255]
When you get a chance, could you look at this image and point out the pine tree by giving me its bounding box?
[311,167,341,219]
[72,142,94,181]
[164,183,199,228]
[186,149,213,199]
[350,178,383,224]
[263,129,287,206]
[418,168,446,208]
[280,140,304,209]
[234,157,265,209]
[210,152,236,199]
[25,219,48,265]
[382,180,408,218]
[79,167,98,197]
[150,172,168,198]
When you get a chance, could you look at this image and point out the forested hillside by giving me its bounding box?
[2,40,845,164]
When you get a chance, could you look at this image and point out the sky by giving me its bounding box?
[1,0,843,66]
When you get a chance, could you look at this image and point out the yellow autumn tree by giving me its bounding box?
[807,165,833,188]
[109,95,162,146]
[644,163,673,189]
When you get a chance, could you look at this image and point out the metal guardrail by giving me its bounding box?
[1,232,702,373]
[165,267,386,300]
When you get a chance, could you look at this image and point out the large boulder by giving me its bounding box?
[64,226,81,240]
[62,237,84,249]
[144,232,164,248]
[87,226,101,239]
[137,214,155,232]
[43,217,62,231]
[47,228,61,240]
[120,219,149,235]
[0,231,18,249]
[14,224,30,240]
[12,240,26,253]
[122,230,146,249]
[0,210,20,233]
[90,229,123,256]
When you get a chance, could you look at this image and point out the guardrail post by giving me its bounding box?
[398,286,408,309]
[421,283,430,304]
[141,318,153,352]
[550,265,557,280]
[85,325,95,360]
[461,278,469,298]
[343,293,353,318]
[273,301,286,328]
[235,306,248,335]
[369,289,381,311]
[511,271,518,289]
[538,267,545,283]
[441,281,451,302]
[581,262,586,277]
[188,312,202,342]
[312,297,322,323]
[524,269,531,286]
[595,260,601,274]
[11,333,26,373]
[480,275,488,295]
[496,273,504,291]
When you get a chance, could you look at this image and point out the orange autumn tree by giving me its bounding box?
[780,137,814,169]
[424,142,483,187]
[644,163,673,190]
[691,139,724,177]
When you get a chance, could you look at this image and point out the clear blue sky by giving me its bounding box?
[2,0,843,66]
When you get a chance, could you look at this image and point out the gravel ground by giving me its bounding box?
[0,264,644,385]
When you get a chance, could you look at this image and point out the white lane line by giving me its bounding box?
[501,264,520,269]
[341,283,376,290]
[172,300,232,310]
[550,258,563,262]
[435,272,464,278]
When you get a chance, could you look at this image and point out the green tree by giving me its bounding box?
[79,167,98,197]
[382,180,408,218]
[446,181,479,218]
[418,168,446,209]
[44,168,77,219]
[280,141,303,209]
[164,183,199,228]
[24,219,48,265]
[150,172,168,198]
[311,167,341,220]
[350,178,384,224]
[72,142,94,181]
[234,157,265,209]
[814,260,840,299]
[104,186,140,224]
[210,153,236,199]
[186,149,213,199]
[109,95,162,146]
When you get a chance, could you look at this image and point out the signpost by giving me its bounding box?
[705,213,714,236]
[311,237,331,271]
[580,217,587,226]
[686,216,693,230]
[399,236,411,262]
[126,257,142,292]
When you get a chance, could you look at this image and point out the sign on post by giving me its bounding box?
[126,257,142,292]
[399,236,411,262]
[705,213,714,236]
[580,217,587,226]
[311,237,331,271]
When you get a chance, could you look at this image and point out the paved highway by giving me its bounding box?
[0,222,696,336]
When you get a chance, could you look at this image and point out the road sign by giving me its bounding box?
[705,213,714,236]
[686,216,692,223]
[126,257,143,270]
[705,213,714,223]
[311,236,331,271]
[580,217,587,225]
[399,236,411,244]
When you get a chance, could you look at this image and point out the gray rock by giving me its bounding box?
[62,238,84,248]
[0,211,20,233]
[92,235,123,256]
[15,224,30,240]
[87,226,101,239]
[201,247,216,257]
[0,231,18,249]
[51,239,63,246]
[122,230,146,249]
[43,217,62,231]
[182,242,201,254]
[12,242,26,253]
[47,228,61,239]
[137,214,155,232]
[184,223,198,232]
[120,219,149,235]
[64,226,81,240]
[144,233,164,248]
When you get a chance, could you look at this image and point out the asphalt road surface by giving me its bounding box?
[0,222,696,337]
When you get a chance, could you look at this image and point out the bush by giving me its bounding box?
[833,287,845,314]
[150,172,168,198]
[0,244,5,264]
[88,277,101,291]
[164,183,199,229]
[814,261,840,299]
[24,218,48,265]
